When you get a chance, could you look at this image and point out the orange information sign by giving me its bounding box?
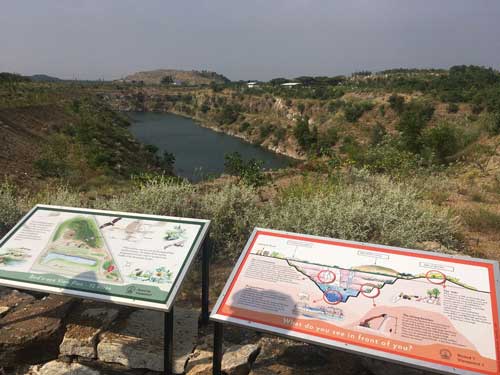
[211,229,500,375]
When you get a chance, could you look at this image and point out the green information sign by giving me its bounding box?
[0,205,210,311]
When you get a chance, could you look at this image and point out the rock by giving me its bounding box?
[186,342,260,375]
[251,335,368,375]
[185,349,212,375]
[29,360,102,375]
[221,344,260,375]
[97,307,198,373]
[0,295,75,366]
[59,301,120,359]
[0,289,36,317]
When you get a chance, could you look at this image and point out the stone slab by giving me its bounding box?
[97,307,198,373]
[0,295,74,366]
[59,301,121,359]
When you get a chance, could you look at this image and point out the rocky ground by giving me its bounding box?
[0,284,437,375]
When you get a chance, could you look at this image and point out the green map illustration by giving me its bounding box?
[31,216,123,283]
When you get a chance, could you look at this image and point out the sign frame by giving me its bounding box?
[210,228,500,375]
[0,204,210,312]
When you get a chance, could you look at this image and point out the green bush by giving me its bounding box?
[0,183,22,235]
[101,176,196,217]
[224,152,267,187]
[328,99,345,113]
[447,103,459,113]
[343,101,374,123]
[388,94,405,113]
[363,138,422,175]
[396,101,435,154]
[258,124,274,140]
[462,208,500,232]
[265,171,460,249]
[0,170,463,259]
[239,122,251,132]
[370,123,387,145]
[273,127,287,142]
[215,104,240,125]
[422,123,462,164]
[293,116,317,152]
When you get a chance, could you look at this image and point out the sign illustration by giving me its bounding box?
[0,205,209,311]
[211,229,500,375]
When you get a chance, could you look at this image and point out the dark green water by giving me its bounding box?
[128,112,291,181]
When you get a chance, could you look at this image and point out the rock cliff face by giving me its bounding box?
[99,88,306,160]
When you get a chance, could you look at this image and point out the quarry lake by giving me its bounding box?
[128,112,291,181]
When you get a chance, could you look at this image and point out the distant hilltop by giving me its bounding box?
[119,69,230,86]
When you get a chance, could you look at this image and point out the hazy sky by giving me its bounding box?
[1,0,500,81]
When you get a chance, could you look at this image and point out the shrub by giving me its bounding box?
[200,103,210,114]
[224,152,267,187]
[216,104,240,125]
[328,99,345,113]
[471,103,484,115]
[363,138,422,175]
[297,102,305,114]
[239,122,251,132]
[422,123,461,164]
[293,116,317,152]
[340,136,363,161]
[388,94,405,113]
[343,101,374,123]
[486,112,500,135]
[462,208,500,232]
[447,103,459,113]
[258,124,274,140]
[273,127,287,142]
[370,123,387,146]
[101,176,196,217]
[265,171,460,249]
[0,183,22,235]
[396,101,435,154]
[199,183,263,259]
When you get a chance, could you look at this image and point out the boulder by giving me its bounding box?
[97,307,198,373]
[0,289,36,317]
[0,295,74,366]
[29,360,102,375]
[186,341,260,375]
[185,349,212,375]
[251,335,368,375]
[59,301,121,359]
[221,344,260,375]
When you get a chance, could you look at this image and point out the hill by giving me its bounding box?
[0,100,161,188]
[30,74,62,82]
[121,69,229,85]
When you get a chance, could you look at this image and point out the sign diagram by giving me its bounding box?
[31,216,123,283]
[212,229,500,375]
[0,205,209,310]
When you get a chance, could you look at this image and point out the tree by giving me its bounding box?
[293,116,317,152]
[224,152,267,187]
[388,94,405,114]
[162,152,175,174]
[161,75,174,85]
[431,288,441,298]
[396,101,435,154]
[370,123,387,146]
[422,122,460,164]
